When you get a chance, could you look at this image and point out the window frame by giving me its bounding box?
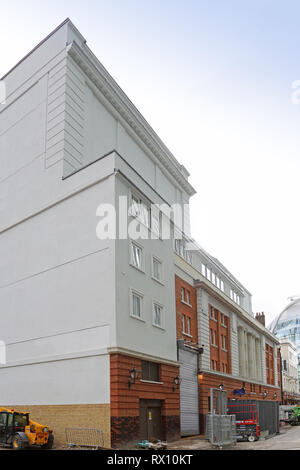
[152,256,164,284]
[152,301,165,329]
[141,360,161,383]
[129,240,145,272]
[130,289,145,322]
[129,190,151,230]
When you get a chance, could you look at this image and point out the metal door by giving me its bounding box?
[139,400,162,441]
[179,347,199,436]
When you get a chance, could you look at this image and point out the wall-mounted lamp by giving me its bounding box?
[173,375,182,392]
[219,383,224,391]
[128,367,139,389]
[263,390,268,399]
[273,392,277,399]
[198,373,204,380]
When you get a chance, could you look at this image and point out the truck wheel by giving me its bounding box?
[248,435,255,442]
[41,434,54,450]
[12,434,27,450]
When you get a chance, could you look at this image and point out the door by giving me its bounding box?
[0,412,7,443]
[140,400,163,441]
[179,347,200,436]
[147,407,162,440]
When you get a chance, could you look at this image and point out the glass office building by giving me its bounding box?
[270,298,300,388]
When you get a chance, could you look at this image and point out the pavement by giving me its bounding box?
[168,424,300,451]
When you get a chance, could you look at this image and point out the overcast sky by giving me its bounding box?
[1,0,300,325]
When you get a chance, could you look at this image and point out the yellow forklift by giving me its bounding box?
[0,408,54,450]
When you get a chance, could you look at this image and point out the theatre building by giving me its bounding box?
[174,241,281,435]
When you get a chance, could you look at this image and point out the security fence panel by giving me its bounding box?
[227,399,280,437]
[257,401,279,435]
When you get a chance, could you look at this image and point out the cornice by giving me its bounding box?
[107,347,180,367]
[66,41,196,197]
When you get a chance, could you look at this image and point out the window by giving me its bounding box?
[130,193,150,228]
[186,317,191,336]
[181,287,185,302]
[153,303,163,328]
[142,361,160,382]
[130,242,143,270]
[0,412,7,428]
[182,315,191,336]
[216,277,220,289]
[210,307,218,321]
[152,257,163,282]
[131,194,140,217]
[151,209,161,238]
[202,264,206,276]
[213,330,218,346]
[131,291,143,319]
[220,281,224,292]
[230,288,241,305]
[206,268,211,281]
[211,272,216,285]
[186,290,190,305]
[210,327,218,346]
[182,314,186,333]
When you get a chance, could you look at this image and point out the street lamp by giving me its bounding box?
[173,375,182,392]
[128,367,139,389]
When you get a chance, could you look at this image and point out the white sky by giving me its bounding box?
[1,0,300,325]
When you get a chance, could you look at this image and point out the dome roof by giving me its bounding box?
[270,298,300,332]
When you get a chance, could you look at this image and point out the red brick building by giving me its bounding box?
[110,353,180,448]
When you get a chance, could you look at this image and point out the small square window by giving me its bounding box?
[142,361,160,382]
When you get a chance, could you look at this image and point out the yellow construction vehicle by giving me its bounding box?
[0,408,54,450]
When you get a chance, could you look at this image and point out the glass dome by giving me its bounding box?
[270,298,300,388]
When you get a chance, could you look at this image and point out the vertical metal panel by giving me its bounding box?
[179,348,199,436]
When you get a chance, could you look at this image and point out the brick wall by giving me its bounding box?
[110,354,180,448]
[198,372,281,433]
[175,275,198,346]
[209,306,231,374]
[8,404,111,449]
